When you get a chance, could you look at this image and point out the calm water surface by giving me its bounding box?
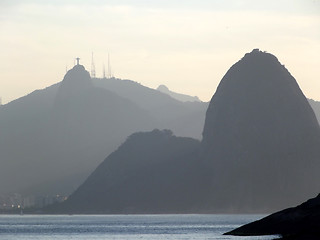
[0,214,279,239]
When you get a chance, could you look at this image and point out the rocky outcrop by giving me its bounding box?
[224,193,320,239]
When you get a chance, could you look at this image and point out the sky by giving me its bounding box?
[0,0,319,104]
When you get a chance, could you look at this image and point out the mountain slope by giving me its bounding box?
[0,65,154,196]
[201,49,320,212]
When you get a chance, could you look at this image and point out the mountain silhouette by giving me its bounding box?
[47,129,201,214]
[201,49,320,212]
[0,65,154,196]
[2,50,319,213]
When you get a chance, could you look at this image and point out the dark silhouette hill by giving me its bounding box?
[201,49,320,212]
[157,84,201,102]
[48,129,201,214]
[224,193,320,239]
[0,65,206,197]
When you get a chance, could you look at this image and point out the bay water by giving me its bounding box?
[0,214,278,239]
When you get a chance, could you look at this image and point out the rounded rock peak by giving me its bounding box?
[56,64,93,102]
[157,85,169,91]
[61,64,92,88]
[71,64,86,71]
[64,65,90,81]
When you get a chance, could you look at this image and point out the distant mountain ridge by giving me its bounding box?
[0,65,154,196]
[0,65,207,197]
[93,77,207,139]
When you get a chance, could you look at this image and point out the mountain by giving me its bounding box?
[3,49,319,213]
[0,65,206,197]
[200,49,320,212]
[47,129,201,214]
[0,65,154,196]
[49,49,320,214]
[225,193,320,239]
[157,84,201,102]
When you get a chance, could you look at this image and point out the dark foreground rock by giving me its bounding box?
[224,193,320,239]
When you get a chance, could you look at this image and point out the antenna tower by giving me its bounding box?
[91,52,96,78]
[103,64,106,78]
[107,53,113,78]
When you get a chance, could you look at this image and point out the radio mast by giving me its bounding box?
[107,53,113,78]
[91,52,96,78]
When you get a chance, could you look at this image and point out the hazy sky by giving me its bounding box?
[0,0,319,104]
